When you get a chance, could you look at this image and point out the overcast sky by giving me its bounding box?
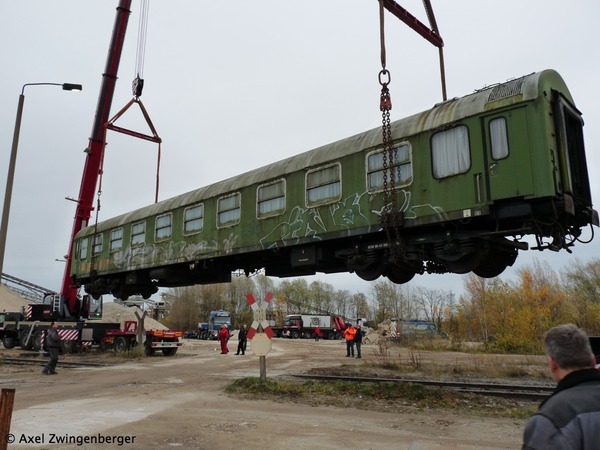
[1,1,598,300]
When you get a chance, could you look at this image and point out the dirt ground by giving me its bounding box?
[0,337,542,450]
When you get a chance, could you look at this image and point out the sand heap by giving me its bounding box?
[101,301,167,330]
[0,289,167,331]
[0,284,30,313]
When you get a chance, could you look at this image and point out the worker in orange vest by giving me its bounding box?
[344,323,356,357]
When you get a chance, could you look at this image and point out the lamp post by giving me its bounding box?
[0,82,82,281]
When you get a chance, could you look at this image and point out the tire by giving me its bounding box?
[144,340,156,356]
[113,336,129,353]
[2,336,16,349]
[61,340,74,354]
[32,331,44,351]
[327,332,336,340]
[162,348,178,357]
[291,331,300,339]
[19,330,33,350]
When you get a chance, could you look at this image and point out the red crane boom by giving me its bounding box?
[60,0,132,316]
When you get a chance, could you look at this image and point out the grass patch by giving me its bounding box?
[370,340,549,381]
[226,377,537,419]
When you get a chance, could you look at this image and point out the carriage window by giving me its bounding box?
[131,221,146,246]
[110,228,123,252]
[306,164,341,207]
[257,179,286,218]
[431,125,471,178]
[490,117,509,159]
[367,144,413,191]
[155,213,172,241]
[184,204,204,234]
[92,234,103,256]
[218,193,241,227]
[79,237,89,260]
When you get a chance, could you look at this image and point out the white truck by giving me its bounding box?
[282,314,346,340]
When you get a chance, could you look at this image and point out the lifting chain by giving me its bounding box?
[379,70,396,261]
[88,149,105,288]
[378,0,405,264]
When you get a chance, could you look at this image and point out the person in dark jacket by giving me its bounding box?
[354,323,364,358]
[354,324,363,359]
[235,324,247,355]
[522,323,600,450]
[42,321,60,375]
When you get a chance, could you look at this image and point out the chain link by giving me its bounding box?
[380,74,397,262]
[378,1,406,266]
[380,71,407,264]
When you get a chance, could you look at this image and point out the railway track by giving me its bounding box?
[1,356,114,369]
[292,373,555,400]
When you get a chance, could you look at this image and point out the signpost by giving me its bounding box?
[246,292,274,380]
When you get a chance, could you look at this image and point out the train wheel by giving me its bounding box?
[141,285,158,300]
[355,262,383,281]
[385,264,415,284]
[442,252,483,274]
[473,248,517,278]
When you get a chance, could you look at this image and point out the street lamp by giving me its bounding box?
[0,82,82,281]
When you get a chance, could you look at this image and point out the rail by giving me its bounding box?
[292,373,554,400]
[1,357,114,369]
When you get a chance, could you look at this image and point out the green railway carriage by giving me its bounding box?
[72,69,598,300]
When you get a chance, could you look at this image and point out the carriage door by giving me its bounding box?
[482,108,534,202]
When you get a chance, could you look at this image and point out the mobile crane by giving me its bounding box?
[60,0,134,319]
[0,0,182,355]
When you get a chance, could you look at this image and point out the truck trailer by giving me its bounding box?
[0,296,183,356]
[282,314,346,340]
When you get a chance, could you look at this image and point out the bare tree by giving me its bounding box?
[416,286,454,327]
[350,292,370,322]
[162,286,203,331]
[309,280,335,314]
[254,274,275,303]
[463,274,491,342]
[225,276,256,326]
[332,289,351,318]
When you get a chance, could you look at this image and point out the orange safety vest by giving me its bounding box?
[344,326,356,342]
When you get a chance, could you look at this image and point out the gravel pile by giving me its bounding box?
[0,284,30,312]
[101,301,167,330]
